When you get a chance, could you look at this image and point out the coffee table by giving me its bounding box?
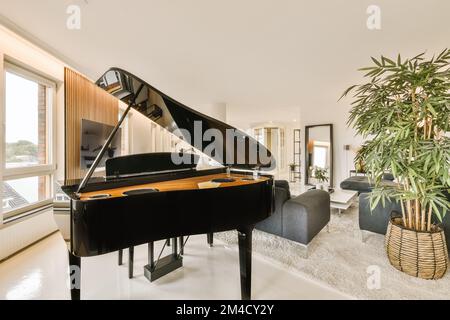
[289,183,315,197]
[330,189,358,215]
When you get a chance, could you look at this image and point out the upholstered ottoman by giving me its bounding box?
[282,190,330,246]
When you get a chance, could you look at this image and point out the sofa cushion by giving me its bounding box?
[340,176,374,193]
[341,176,397,193]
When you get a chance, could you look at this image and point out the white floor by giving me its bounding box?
[0,232,350,300]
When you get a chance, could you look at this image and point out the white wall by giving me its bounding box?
[128,103,190,155]
[195,103,227,122]
[129,108,181,155]
[129,109,153,154]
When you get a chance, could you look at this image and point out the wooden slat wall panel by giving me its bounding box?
[64,68,118,181]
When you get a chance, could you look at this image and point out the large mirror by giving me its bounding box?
[305,124,333,187]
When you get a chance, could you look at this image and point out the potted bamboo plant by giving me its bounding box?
[341,49,450,279]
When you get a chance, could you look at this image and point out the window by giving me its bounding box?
[313,145,328,169]
[252,127,286,172]
[3,176,51,214]
[2,62,56,219]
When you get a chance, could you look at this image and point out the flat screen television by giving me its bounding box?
[80,119,121,170]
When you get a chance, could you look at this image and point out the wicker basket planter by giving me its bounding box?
[385,216,449,280]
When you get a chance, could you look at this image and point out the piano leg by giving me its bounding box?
[207,233,214,247]
[148,242,154,267]
[68,250,81,300]
[118,249,123,265]
[128,247,134,279]
[167,238,171,246]
[179,236,184,255]
[237,227,253,300]
[172,237,177,256]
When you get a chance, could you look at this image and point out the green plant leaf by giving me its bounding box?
[371,57,382,67]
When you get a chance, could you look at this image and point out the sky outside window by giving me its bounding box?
[5,71,38,144]
[5,71,41,169]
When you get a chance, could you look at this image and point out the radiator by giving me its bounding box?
[0,209,59,261]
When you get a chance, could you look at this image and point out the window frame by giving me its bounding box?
[1,61,57,220]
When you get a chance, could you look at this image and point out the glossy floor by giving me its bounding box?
[0,233,350,300]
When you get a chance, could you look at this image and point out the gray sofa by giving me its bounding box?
[359,191,450,253]
[256,180,330,248]
[340,173,396,193]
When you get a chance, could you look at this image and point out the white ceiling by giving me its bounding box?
[1,0,449,115]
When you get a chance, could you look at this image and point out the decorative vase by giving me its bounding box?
[385,216,448,280]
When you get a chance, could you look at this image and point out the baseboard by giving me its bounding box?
[0,208,58,261]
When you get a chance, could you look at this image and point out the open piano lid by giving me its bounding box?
[96,68,275,171]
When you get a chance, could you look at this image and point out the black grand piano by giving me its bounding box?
[62,68,275,300]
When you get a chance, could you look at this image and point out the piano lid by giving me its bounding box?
[96,68,275,170]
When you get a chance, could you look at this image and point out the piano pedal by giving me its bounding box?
[144,254,183,282]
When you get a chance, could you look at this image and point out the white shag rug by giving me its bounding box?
[215,204,450,300]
